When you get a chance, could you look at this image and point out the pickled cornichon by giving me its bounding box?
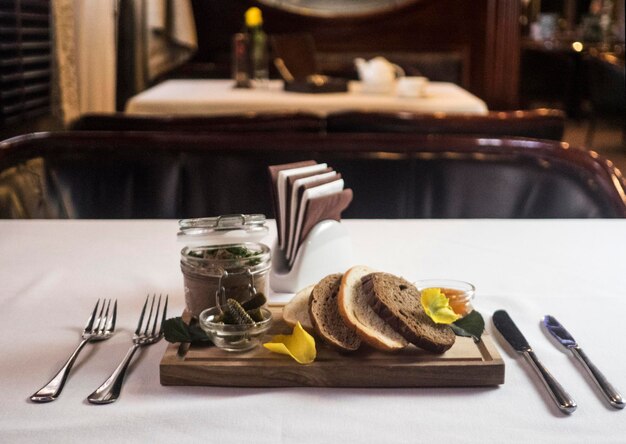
[241,292,267,310]
[212,294,268,324]
[226,298,255,324]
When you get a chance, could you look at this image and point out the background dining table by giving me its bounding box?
[125,79,489,116]
[1,219,624,443]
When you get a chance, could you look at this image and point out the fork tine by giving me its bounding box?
[106,300,118,333]
[93,299,107,334]
[143,294,156,335]
[84,299,100,332]
[159,295,168,333]
[135,295,150,335]
[96,299,111,334]
[151,295,162,336]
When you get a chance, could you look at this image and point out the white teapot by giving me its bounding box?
[354,57,405,94]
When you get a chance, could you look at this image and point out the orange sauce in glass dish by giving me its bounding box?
[440,288,473,317]
[416,279,476,318]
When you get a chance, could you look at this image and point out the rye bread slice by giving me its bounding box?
[337,265,408,351]
[362,273,455,354]
[309,273,361,352]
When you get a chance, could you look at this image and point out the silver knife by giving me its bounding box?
[493,310,577,414]
[543,315,625,409]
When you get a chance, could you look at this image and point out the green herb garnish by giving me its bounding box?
[163,317,212,345]
[187,246,262,266]
[224,246,256,258]
[451,310,485,342]
[223,246,262,266]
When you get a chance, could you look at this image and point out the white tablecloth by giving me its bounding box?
[1,220,624,443]
[125,79,489,116]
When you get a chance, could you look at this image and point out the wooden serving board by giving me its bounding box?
[160,307,504,387]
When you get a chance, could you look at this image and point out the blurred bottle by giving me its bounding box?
[245,7,269,88]
[232,33,251,88]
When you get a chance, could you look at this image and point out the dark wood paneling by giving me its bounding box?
[189,0,520,109]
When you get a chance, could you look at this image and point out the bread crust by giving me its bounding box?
[337,266,408,351]
[363,273,455,354]
[309,273,361,352]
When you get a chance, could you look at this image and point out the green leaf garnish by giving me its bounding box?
[451,310,485,342]
[163,317,213,345]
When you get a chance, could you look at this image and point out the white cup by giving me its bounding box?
[396,76,429,98]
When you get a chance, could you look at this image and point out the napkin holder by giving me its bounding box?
[270,219,352,293]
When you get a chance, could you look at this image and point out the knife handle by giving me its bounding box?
[523,350,577,414]
[571,347,625,409]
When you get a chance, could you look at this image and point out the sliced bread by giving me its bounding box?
[362,272,455,354]
[337,266,408,351]
[282,284,315,333]
[309,273,361,352]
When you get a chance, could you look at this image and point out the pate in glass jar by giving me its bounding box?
[178,215,270,318]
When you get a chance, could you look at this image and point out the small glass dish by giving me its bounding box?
[199,306,273,352]
[415,279,476,317]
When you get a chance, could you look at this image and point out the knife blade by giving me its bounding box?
[493,310,577,414]
[543,315,625,409]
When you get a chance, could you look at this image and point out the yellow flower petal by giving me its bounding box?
[245,7,263,27]
[421,288,460,324]
[263,322,316,364]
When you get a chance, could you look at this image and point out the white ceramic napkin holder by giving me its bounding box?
[270,219,352,293]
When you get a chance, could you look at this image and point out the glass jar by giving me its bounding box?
[178,215,270,318]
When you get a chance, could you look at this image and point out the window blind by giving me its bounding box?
[0,0,51,128]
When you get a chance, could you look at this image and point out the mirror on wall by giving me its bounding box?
[257,0,421,17]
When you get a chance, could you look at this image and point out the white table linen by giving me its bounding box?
[125,79,489,116]
[1,219,624,443]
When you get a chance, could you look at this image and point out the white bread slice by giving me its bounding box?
[337,265,409,351]
[282,284,315,332]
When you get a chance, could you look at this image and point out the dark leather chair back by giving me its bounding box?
[1,132,624,219]
[70,110,565,142]
[326,109,566,141]
[69,112,325,133]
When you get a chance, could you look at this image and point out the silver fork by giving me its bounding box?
[87,294,167,404]
[31,299,117,403]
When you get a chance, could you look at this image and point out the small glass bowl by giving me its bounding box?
[199,306,273,352]
[415,279,476,317]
